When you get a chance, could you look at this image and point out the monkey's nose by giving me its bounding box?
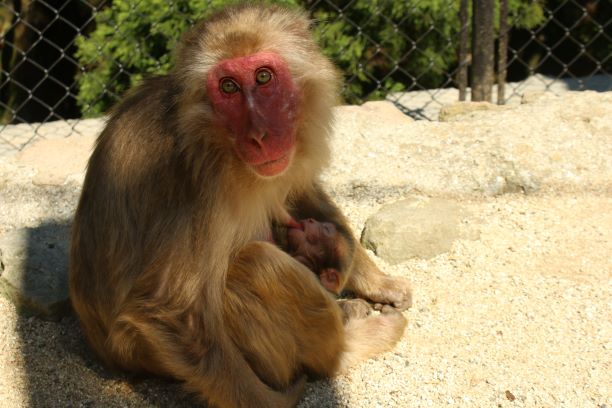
[249,132,266,148]
[303,219,315,236]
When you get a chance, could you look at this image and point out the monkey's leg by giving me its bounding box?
[226,242,407,382]
[106,301,308,408]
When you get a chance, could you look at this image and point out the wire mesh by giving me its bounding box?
[0,0,610,155]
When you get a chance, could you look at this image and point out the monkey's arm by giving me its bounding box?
[289,184,412,310]
[346,245,412,310]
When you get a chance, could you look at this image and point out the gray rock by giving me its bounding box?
[438,101,507,122]
[361,196,472,264]
[0,223,71,319]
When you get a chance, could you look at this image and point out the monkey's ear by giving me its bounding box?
[319,268,341,295]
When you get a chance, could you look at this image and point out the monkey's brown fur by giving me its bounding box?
[70,5,410,408]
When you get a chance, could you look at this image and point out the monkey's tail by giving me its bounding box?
[338,306,407,372]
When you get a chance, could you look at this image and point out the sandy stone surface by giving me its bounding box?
[0,90,611,407]
[16,136,97,186]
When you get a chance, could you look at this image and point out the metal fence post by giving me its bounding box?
[497,0,509,105]
[458,0,470,101]
[471,0,495,102]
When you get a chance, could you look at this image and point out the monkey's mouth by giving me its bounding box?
[252,152,291,177]
[286,218,303,230]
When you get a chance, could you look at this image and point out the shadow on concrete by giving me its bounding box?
[7,220,202,407]
[8,220,343,407]
[560,75,612,92]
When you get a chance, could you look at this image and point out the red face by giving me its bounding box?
[286,218,339,270]
[207,52,300,177]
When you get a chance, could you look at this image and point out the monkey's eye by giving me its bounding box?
[220,78,239,94]
[322,223,335,236]
[255,68,272,85]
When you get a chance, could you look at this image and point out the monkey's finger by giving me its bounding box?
[381,305,402,315]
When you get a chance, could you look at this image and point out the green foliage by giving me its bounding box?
[76,0,298,116]
[310,0,545,103]
[76,0,544,115]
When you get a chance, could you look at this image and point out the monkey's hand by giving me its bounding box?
[365,275,413,311]
[346,249,413,311]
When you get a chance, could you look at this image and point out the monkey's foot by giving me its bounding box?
[338,298,372,323]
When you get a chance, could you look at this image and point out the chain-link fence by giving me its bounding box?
[1,0,610,154]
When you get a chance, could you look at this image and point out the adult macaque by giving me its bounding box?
[70,5,411,408]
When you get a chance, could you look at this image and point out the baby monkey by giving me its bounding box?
[277,218,350,295]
